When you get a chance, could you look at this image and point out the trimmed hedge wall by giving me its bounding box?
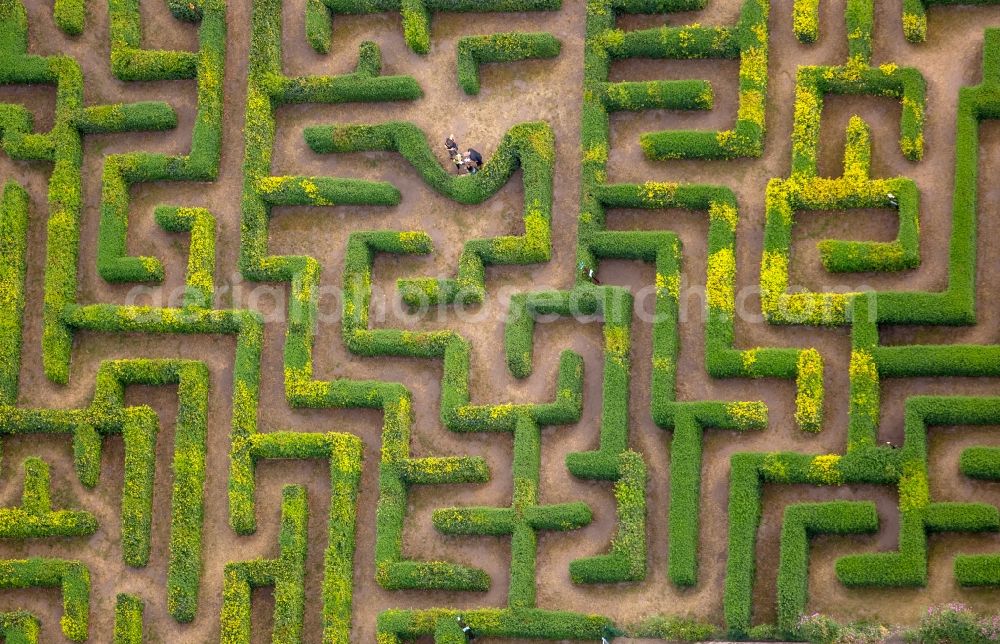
[776,501,878,634]
[505,286,647,585]
[575,0,820,602]
[0,558,90,641]
[0,457,97,538]
[7,0,1000,638]
[0,611,40,644]
[0,357,212,623]
[377,607,613,641]
[0,182,27,406]
[321,0,562,54]
[456,32,561,95]
[305,120,555,307]
[112,594,144,644]
[624,0,769,160]
[220,485,309,643]
[762,115,922,326]
[99,0,225,284]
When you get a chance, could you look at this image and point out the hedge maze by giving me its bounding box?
[4,0,1000,640]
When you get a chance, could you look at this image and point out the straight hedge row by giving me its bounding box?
[319,0,562,54]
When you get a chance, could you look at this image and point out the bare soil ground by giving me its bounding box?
[3,0,1000,641]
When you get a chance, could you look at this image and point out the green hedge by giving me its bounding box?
[0,611,40,644]
[305,120,555,306]
[0,558,89,641]
[154,206,217,309]
[0,183,27,405]
[306,0,333,53]
[631,0,768,160]
[53,0,85,35]
[0,358,213,623]
[569,451,646,583]
[220,485,308,643]
[321,0,562,54]
[99,0,225,283]
[456,32,561,95]
[112,594,144,644]
[377,607,613,641]
[0,457,97,538]
[960,447,1000,479]
[776,502,878,633]
[602,79,712,112]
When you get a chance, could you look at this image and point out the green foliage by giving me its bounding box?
[306,0,332,53]
[0,457,97,538]
[378,607,614,640]
[960,447,1000,479]
[569,451,646,583]
[220,485,309,643]
[629,614,717,641]
[322,0,562,54]
[457,32,561,95]
[776,502,878,633]
[6,0,1000,639]
[0,558,90,641]
[53,0,86,36]
[305,120,555,307]
[112,594,144,644]
[602,79,713,111]
[0,611,41,644]
[99,0,226,284]
[0,183,27,405]
[631,0,769,160]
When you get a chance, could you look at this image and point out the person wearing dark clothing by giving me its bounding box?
[456,615,476,641]
[465,148,483,174]
[445,134,458,154]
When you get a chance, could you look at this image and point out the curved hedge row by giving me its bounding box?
[305,120,555,306]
